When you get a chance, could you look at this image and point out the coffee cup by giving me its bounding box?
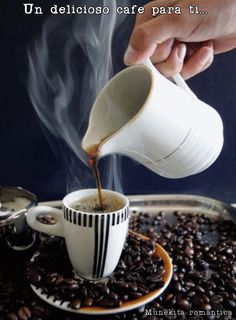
[27,189,130,280]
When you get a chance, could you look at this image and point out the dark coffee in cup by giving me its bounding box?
[70,194,125,213]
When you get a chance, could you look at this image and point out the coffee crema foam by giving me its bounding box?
[70,194,125,213]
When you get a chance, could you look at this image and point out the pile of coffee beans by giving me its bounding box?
[25,233,166,310]
[0,239,52,320]
[128,211,236,320]
[0,209,236,320]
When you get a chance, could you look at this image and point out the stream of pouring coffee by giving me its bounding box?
[87,145,104,210]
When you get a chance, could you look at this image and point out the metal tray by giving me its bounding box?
[40,194,236,222]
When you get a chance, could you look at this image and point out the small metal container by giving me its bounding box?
[0,186,37,250]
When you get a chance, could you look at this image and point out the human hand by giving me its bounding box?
[124,0,236,79]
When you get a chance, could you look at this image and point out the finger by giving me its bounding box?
[150,38,174,64]
[181,46,214,79]
[213,37,236,54]
[185,40,214,58]
[124,14,189,66]
[155,43,187,78]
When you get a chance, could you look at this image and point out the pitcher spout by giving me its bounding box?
[82,134,123,160]
[81,129,115,160]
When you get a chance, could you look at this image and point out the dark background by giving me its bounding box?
[1,1,236,202]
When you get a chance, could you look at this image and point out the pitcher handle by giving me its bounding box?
[143,59,197,99]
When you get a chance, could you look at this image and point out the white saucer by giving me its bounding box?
[30,233,173,315]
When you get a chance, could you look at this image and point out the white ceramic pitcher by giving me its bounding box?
[82,60,224,178]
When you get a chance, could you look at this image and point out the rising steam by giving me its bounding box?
[28,0,130,193]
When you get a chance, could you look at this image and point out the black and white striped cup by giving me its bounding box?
[27,189,130,280]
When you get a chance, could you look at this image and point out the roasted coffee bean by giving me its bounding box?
[210,295,223,306]
[146,273,163,283]
[99,298,116,308]
[226,248,233,255]
[6,313,18,320]
[114,281,129,289]
[108,292,119,300]
[124,254,133,266]
[226,300,236,308]
[129,292,143,299]
[63,278,78,286]
[100,285,110,295]
[68,282,79,291]
[36,214,56,225]
[128,282,138,292]
[55,276,64,286]
[185,281,195,288]
[69,298,81,310]
[45,272,58,284]
[230,292,236,301]
[192,296,202,307]
[195,285,205,293]
[154,280,165,289]
[94,295,104,304]
[164,293,174,302]
[83,297,93,306]
[89,289,100,299]
[201,295,210,304]
[227,281,236,293]
[201,303,212,311]
[81,285,88,298]
[125,272,137,281]
[130,261,144,272]
[177,298,191,311]
[196,260,209,271]
[122,294,129,301]
[137,284,149,294]
[17,307,32,320]
[31,304,45,317]
[221,291,229,300]
[173,282,182,292]
[184,247,194,257]
[26,270,41,285]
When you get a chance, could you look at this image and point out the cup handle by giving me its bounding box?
[142,59,197,99]
[26,205,64,237]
